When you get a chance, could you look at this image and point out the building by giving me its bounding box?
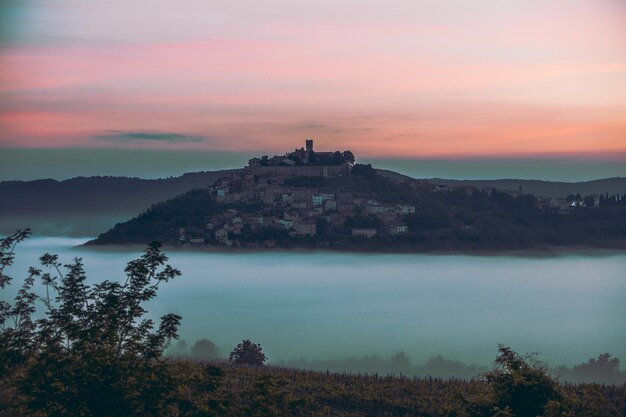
[294,222,317,236]
[396,204,416,215]
[389,224,409,235]
[244,139,352,178]
[352,228,377,238]
[214,229,229,242]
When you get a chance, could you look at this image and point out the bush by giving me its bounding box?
[484,345,561,417]
[1,230,182,416]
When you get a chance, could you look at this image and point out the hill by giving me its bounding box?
[88,165,626,251]
[0,170,238,236]
[423,177,626,198]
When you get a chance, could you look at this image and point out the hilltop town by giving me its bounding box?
[89,140,626,251]
[199,140,414,248]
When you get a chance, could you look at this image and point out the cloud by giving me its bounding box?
[296,122,327,130]
[94,130,206,143]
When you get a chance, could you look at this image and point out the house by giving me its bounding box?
[324,199,337,212]
[389,224,409,235]
[352,228,377,238]
[312,195,325,206]
[377,210,398,223]
[396,204,416,215]
[294,222,316,236]
[278,219,294,229]
[215,228,229,242]
[284,210,300,222]
[216,187,228,201]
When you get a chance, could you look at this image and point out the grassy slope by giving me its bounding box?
[166,360,626,417]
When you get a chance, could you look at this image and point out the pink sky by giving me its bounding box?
[1,0,625,158]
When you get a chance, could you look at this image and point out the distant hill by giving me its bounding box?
[420,177,626,198]
[0,170,238,236]
[3,167,625,239]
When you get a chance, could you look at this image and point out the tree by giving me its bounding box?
[229,339,267,366]
[351,163,376,178]
[571,353,623,383]
[483,345,561,417]
[315,217,329,237]
[0,230,183,416]
[342,150,355,164]
[583,195,596,208]
[405,210,450,231]
[190,339,219,361]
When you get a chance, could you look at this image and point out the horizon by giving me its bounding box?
[1,147,626,182]
[1,0,625,165]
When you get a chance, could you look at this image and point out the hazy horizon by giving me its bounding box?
[2,147,626,182]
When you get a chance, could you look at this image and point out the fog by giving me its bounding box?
[3,237,626,380]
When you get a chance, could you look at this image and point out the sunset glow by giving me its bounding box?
[1,0,625,158]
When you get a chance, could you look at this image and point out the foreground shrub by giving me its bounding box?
[1,230,182,416]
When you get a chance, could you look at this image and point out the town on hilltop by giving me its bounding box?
[164,139,626,250]
[181,140,415,247]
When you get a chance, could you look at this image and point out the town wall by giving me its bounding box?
[245,163,350,177]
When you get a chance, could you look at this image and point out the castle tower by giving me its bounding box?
[305,139,313,153]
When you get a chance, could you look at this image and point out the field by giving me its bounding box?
[164,360,626,417]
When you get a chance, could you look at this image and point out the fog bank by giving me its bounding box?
[3,237,625,373]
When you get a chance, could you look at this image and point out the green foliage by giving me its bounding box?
[344,214,381,230]
[568,353,623,383]
[1,230,182,416]
[351,163,377,178]
[229,339,267,366]
[341,151,355,165]
[483,345,562,417]
[405,210,451,231]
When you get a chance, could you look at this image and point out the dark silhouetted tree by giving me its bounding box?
[229,339,267,366]
[342,150,355,164]
[351,163,377,178]
[0,230,182,416]
[483,345,561,417]
[571,353,622,383]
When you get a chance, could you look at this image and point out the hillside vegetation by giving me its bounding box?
[89,172,626,251]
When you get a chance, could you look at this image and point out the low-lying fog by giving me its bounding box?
[3,237,625,381]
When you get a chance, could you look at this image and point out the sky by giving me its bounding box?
[0,0,625,179]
